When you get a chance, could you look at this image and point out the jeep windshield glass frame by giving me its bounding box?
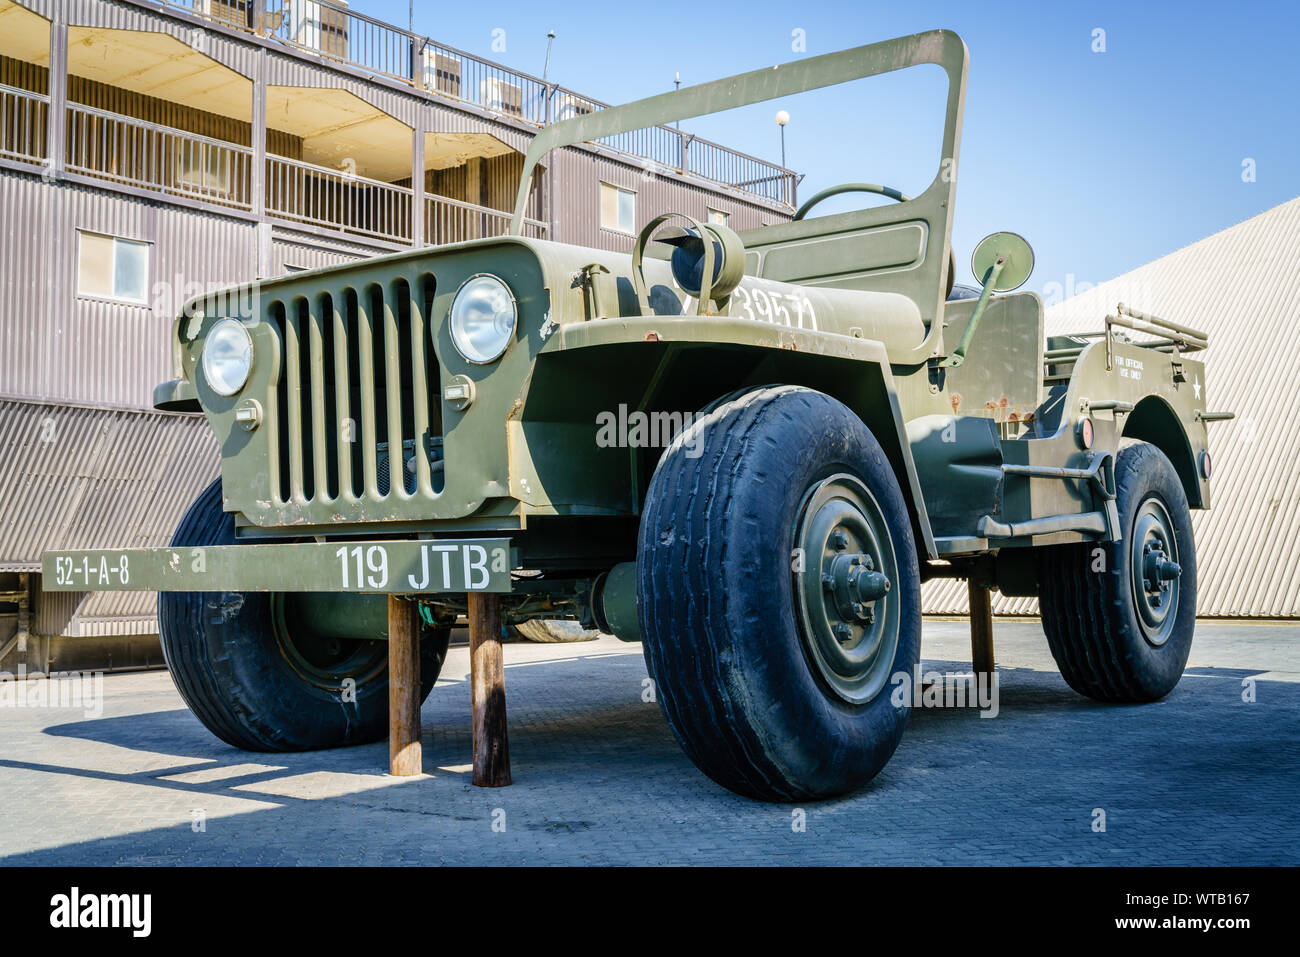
[510,30,968,365]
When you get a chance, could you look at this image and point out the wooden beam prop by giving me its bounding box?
[388,595,422,776]
[468,591,512,787]
[967,579,995,678]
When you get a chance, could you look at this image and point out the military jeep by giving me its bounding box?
[44,30,1225,801]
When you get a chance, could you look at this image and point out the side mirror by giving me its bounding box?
[971,231,1034,292]
[941,231,1035,368]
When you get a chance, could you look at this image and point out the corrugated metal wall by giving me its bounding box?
[0,172,258,409]
[0,398,219,636]
[924,196,1300,619]
[0,52,48,94]
[271,229,372,273]
[549,147,784,252]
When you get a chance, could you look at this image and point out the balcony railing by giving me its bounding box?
[55,103,543,246]
[0,84,49,164]
[148,0,795,206]
[65,102,254,208]
[425,193,547,246]
[265,153,412,242]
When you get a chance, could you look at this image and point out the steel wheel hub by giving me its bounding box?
[271,593,388,690]
[1130,497,1181,647]
[793,473,899,704]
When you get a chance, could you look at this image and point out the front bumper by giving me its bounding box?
[42,539,513,594]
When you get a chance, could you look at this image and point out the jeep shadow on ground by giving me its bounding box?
[2,643,1296,865]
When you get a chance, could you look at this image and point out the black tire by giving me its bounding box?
[157,480,450,752]
[638,385,922,801]
[1039,441,1197,702]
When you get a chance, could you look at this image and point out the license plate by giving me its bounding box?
[42,539,514,593]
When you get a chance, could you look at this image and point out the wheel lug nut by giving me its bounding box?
[832,529,849,551]
[833,623,853,644]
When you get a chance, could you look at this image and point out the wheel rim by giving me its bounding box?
[1129,496,1182,647]
[792,473,900,705]
[270,593,389,690]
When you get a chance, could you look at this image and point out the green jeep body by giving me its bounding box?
[43,30,1224,800]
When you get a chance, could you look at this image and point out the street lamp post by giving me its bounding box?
[775,109,789,168]
[542,30,557,83]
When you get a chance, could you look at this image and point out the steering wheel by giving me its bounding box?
[793,183,955,298]
[793,183,912,220]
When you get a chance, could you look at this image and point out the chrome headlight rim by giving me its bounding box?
[448,273,518,365]
[201,317,254,398]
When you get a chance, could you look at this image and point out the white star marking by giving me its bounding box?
[1193,375,1202,400]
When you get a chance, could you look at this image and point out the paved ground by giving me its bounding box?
[0,620,1296,865]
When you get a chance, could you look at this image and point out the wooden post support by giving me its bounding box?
[967,578,995,679]
[388,595,422,776]
[468,591,512,788]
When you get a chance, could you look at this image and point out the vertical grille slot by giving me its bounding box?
[381,281,406,499]
[307,294,330,501]
[410,274,443,495]
[356,285,382,499]
[269,298,288,504]
[330,285,354,502]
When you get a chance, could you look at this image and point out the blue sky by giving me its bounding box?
[369,0,1298,292]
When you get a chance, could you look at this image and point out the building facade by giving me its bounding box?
[0,0,796,669]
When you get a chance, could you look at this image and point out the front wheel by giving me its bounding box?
[638,385,922,801]
[1038,441,1197,702]
[158,480,450,752]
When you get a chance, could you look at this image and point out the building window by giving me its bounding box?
[600,182,636,234]
[707,207,730,227]
[77,231,150,305]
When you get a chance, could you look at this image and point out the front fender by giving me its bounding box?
[519,317,938,557]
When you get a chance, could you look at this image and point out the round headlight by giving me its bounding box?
[202,318,253,397]
[449,274,517,364]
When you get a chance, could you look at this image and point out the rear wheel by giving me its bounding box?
[158,480,450,752]
[1038,441,1196,701]
[638,385,921,801]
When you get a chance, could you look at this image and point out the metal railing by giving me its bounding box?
[689,138,797,205]
[65,102,254,207]
[263,0,419,85]
[0,84,49,164]
[58,101,540,244]
[153,0,254,30]
[265,153,413,242]
[148,0,794,206]
[424,193,546,246]
[420,40,550,124]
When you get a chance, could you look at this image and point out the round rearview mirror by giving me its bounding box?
[971,231,1034,292]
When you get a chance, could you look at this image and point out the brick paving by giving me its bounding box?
[0,620,1296,865]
